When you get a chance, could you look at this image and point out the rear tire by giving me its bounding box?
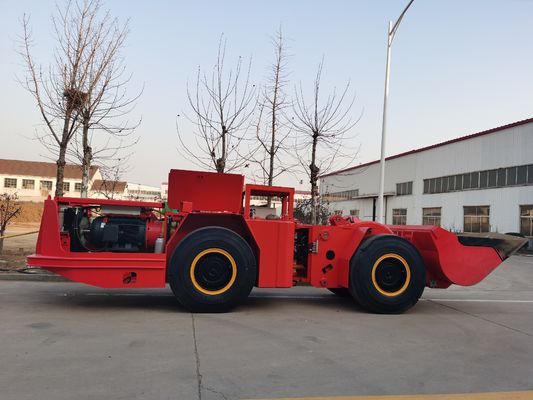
[349,235,425,314]
[168,227,256,312]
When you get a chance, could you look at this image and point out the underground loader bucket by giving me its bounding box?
[390,226,528,288]
[456,232,529,260]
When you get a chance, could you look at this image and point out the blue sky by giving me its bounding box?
[1,0,532,189]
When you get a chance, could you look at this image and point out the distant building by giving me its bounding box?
[161,182,169,201]
[0,159,101,202]
[294,190,312,203]
[0,159,162,202]
[90,179,128,199]
[320,118,533,238]
[125,182,163,201]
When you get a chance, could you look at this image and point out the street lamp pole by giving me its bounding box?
[376,0,415,224]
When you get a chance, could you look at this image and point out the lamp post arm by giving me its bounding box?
[390,0,415,44]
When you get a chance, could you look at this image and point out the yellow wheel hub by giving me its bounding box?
[190,248,237,295]
[371,253,411,297]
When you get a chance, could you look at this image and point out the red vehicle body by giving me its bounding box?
[27,169,525,313]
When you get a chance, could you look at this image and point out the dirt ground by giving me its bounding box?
[13,201,44,223]
[0,223,40,271]
[0,202,43,270]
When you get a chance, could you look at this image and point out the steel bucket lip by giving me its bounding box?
[457,232,529,260]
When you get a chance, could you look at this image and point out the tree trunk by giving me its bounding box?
[266,100,276,208]
[81,116,92,197]
[268,96,277,187]
[310,132,319,225]
[310,180,317,225]
[0,225,6,254]
[55,145,67,197]
[55,109,76,198]
[216,125,228,173]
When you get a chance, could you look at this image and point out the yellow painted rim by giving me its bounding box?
[190,248,237,295]
[371,253,411,297]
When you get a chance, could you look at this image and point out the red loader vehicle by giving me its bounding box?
[27,169,527,313]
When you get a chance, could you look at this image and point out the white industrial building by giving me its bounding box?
[320,118,533,238]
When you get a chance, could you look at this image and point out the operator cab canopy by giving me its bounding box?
[167,169,294,219]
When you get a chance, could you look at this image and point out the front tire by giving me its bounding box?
[168,227,256,312]
[349,235,425,314]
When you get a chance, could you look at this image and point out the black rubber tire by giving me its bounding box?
[168,227,257,313]
[328,288,351,298]
[349,234,425,314]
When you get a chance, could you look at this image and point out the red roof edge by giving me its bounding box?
[320,117,533,178]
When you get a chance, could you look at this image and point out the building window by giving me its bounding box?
[40,180,53,191]
[453,174,462,191]
[470,172,479,188]
[392,208,407,225]
[4,178,17,188]
[517,166,527,184]
[464,206,490,233]
[520,205,533,237]
[324,189,359,202]
[422,207,441,226]
[507,167,517,186]
[462,173,471,190]
[334,210,343,216]
[442,176,450,193]
[22,179,35,190]
[396,181,413,196]
[63,182,70,192]
[74,182,82,192]
[479,171,488,188]
[423,163,533,194]
[497,168,506,186]
[349,209,359,217]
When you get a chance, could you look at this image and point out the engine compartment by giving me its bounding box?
[61,204,164,253]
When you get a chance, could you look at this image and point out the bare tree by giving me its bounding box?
[0,194,22,254]
[71,132,138,198]
[293,197,330,225]
[93,157,130,199]
[252,27,294,194]
[19,0,139,198]
[292,60,359,225]
[19,5,87,197]
[179,36,257,173]
[71,1,139,197]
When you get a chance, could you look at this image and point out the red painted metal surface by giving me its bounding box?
[246,219,294,287]
[242,184,295,287]
[56,196,163,209]
[27,170,508,294]
[305,217,394,288]
[243,184,295,221]
[27,198,166,288]
[391,225,503,288]
[167,169,244,213]
[145,219,163,249]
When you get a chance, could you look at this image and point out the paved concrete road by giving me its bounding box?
[1,256,533,400]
